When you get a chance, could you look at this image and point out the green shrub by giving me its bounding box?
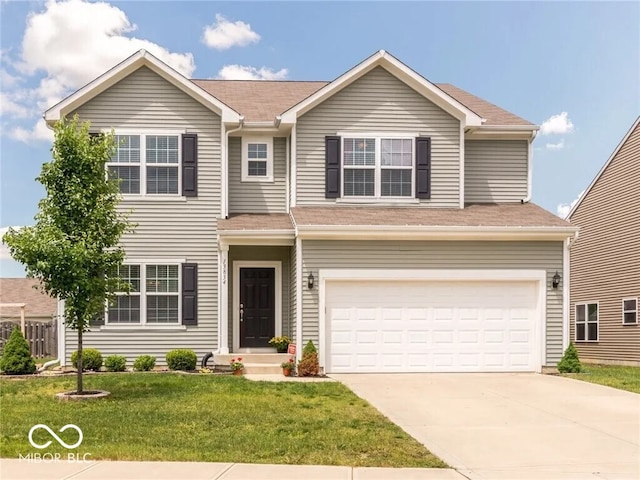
[297,340,319,377]
[104,354,127,372]
[166,349,197,371]
[557,343,582,373]
[0,327,36,375]
[71,348,103,371]
[133,355,156,371]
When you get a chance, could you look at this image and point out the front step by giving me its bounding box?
[212,353,291,375]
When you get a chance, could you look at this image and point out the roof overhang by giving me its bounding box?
[295,225,578,241]
[280,50,485,127]
[466,125,539,140]
[567,115,640,219]
[217,230,295,248]
[44,49,242,126]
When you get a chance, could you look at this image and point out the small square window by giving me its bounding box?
[242,137,273,182]
[575,303,598,342]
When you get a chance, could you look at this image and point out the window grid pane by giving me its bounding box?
[146,265,179,293]
[344,138,375,166]
[381,139,413,166]
[111,135,140,163]
[146,136,179,164]
[344,168,374,196]
[381,169,412,197]
[147,295,179,323]
[146,166,178,194]
[108,166,140,194]
[248,160,267,176]
[108,295,141,323]
[118,265,141,292]
[248,143,268,159]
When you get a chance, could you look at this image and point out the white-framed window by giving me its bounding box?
[622,298,638,325]
[575,302,599,342]
[107,263,180,325]
[241,136,273,182]
[107,133,181,195]
[342,136,414,198]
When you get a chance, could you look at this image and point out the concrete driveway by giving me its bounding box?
[332,373,640,480]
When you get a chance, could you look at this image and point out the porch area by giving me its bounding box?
[217,214,297,373]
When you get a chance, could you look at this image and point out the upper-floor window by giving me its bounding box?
[575,302,598,342]
[107,133,180,195]
[325,134,430,201]
[622,298,638,325]
[242,136,273,182]
[343,137,413,198]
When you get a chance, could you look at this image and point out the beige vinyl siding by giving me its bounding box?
[67,66,220,365]
[569,122,640,364]
[465,140,528,203]
[301,240,564,365]
[296,67,460,207]
[228,137,287,213]
[227,246,291,351]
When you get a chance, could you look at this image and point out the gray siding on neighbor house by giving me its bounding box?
[569,121,640,365]
[464,140,529,203]
[228,137,287,213]
[227,246,291,351]
[301,240,564,365]
[67,66,220,366]
[296,67,461,207]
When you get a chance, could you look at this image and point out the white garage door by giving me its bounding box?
[326,279,540,373]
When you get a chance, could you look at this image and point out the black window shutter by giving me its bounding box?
[415,137,431,199]
[182,134,198,197]
[182,263,198,326]
[325,136,341,198]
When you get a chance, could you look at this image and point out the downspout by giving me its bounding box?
[223,117,245,219]
[522,130,536,203]
[562,230,579,351]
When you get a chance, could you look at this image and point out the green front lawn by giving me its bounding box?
[0,374,446,467]
[570,364,640,394]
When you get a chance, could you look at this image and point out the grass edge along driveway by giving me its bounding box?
[0,373,446,468]
[566,364,640,394]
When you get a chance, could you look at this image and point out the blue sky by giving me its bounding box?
[1,0,639,277]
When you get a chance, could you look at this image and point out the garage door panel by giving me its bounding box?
[326,279,539,373]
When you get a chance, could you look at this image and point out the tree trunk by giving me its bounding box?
[76,329,83,394]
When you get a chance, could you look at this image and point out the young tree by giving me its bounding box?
[3,115,132,394]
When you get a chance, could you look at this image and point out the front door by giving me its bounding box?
[239,268,275,348]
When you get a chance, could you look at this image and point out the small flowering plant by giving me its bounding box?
[280,357,296,370]
[229,357,244,371]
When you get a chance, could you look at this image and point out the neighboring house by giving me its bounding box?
[44,49,576,373]
[0,278,57,323]
[567,117,640,366]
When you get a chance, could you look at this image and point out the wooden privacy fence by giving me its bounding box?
[0,320,57,358]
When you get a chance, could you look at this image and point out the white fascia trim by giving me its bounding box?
[218,231,295,248]
[296,225,578,241]
[562,237,570,350]
[567,115,640,219]
[318,269,547,372]
[280,50,483,127]
[44,49,241,124]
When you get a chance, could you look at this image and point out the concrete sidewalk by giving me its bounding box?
[0,459,464,480]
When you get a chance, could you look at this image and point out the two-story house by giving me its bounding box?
[45,50,576,373]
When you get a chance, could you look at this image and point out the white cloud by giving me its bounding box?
[546,139,565,150]
[0,92,32,118]
[202,14,260,50]
[556,190,584,219]
[217,64,288,80]
[10,118,54,142]
[0,68,20,88]
[540,112,574,135]
[1,226,23,260]
[6,0,195,143]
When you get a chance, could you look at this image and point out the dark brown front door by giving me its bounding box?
[240,268,275,348]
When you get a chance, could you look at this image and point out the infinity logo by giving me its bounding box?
[28,424,83,449]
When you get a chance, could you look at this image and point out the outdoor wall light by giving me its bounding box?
[308,272,315,290]
[552,271,561,289]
